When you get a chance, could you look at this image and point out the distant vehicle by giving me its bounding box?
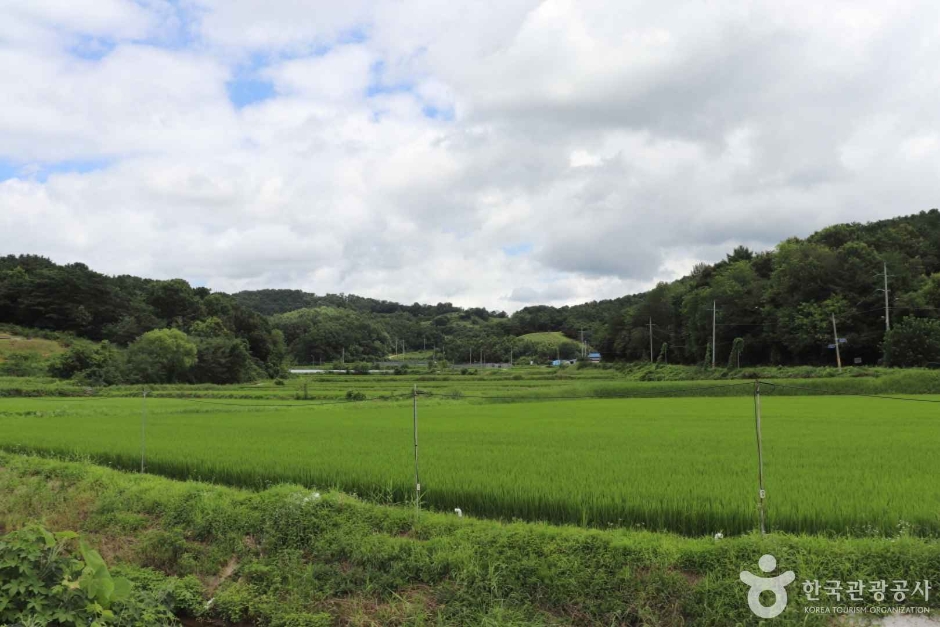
[588,352,601,362]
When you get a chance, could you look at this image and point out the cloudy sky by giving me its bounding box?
[1,1,938,310]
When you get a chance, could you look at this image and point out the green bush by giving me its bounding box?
[0,352,49,377]
[884,317,940,367]
[0,525,177,626]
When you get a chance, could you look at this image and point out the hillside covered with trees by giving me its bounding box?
[596,209,940,367]
[234,210,940,368]
[3,209,940,384]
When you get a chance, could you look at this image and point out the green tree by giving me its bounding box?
[883,317,940,367]
[147,279,203,325]
[190,316,228,338]
[193,336,255,384]
[126,329,197,383]
[49,341,124,385]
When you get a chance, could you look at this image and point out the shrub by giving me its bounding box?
[49,340,124,385]
[0,525,176,626]
[884,317,940,367]
[0,352,49,377]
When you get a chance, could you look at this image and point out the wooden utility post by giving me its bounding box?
[831,313,842,371]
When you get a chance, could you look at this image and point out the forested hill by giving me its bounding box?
[599,208,940,367]
[3,209,940,375]
[236,208,940,367]
[232,289,469,318]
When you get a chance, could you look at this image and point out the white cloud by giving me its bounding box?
[1,0,939,311]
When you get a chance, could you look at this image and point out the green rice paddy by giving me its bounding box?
[1,390,937,537]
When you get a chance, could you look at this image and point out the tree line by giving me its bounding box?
[0,255,284,384]
[4,209,940,384]
[595,209,940,367]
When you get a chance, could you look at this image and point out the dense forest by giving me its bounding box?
[2,209,940,384]
[598,209,940,367]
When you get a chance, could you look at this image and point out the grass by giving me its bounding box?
[516,331,581,351]
[13,365,940,400]
[2,452,939,626]
[1,392,939,537]
[0,336,65,361]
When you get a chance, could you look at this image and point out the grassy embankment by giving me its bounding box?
[8,363,940,399]
[2,452,938,626]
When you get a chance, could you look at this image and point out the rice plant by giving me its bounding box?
[0,393,938,536]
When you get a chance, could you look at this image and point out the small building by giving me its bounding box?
[588,352,601,363]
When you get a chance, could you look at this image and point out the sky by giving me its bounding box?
[1,1,938,311]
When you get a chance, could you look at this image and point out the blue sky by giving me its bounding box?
[1,1,938,310]
[0,159,111,183]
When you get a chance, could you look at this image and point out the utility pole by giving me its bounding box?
[649,318,653,362]
[140,389,148,473]
[413,385,420,512]
[753,380,766,535]
[580,328,585,358]
[712,301,717,369]
[831,313,842,371]
[876,261,891,331]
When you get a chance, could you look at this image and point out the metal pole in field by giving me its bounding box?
[140,389,148,473]
[831,313,842,372]
[754,380,766,535]
[412,384,420,512]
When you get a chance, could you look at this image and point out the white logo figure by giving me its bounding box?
[740,554,795,619]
